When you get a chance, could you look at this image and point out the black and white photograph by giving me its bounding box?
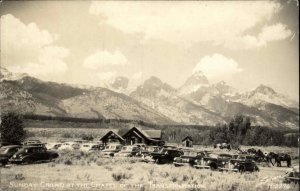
[0,1,299,190]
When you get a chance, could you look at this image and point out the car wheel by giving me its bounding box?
[239,165,245,173]
[155,159,161,164]
[210,163,217,170]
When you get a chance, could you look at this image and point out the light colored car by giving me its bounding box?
[101,144,123,157]
[46,143,62,150]
[23,139,41,145]
[115,145,139,157]
[79,143,100,152]
[57,142,80,151]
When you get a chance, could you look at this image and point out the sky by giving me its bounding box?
[0,1,299,100]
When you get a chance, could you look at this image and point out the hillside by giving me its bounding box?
[0,67,298,129]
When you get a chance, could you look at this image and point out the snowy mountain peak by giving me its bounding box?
[179,71,209,95]
[253,84,276,95]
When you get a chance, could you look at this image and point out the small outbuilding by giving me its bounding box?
[182,136,193,147]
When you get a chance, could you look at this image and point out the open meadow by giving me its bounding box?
[1,147,299,191]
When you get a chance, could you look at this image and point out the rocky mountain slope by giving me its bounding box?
[0,68,173,124]
[0,67,298,129]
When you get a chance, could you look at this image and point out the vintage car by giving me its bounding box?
[219,158,259,172]
[9,146,59,164]
[283,166,299,184]
[235,154,256,161]
[0,141,13,148]
[138,146,160,157]
[194,153,235,170]
[57,142,80,151]
[151,148,183,164]
[79,143,101,152]
[0,145,22,165]
[174,150,206,167]
[101,144,123,157]
[23,139,41,145]
[88,144,105,152]
[114,145,140,157]
[46,143,62,150]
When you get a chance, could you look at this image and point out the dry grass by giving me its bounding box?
[0,148,299,191]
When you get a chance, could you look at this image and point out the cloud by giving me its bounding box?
[8,46,69,76]
[96,71,117,83]
[193,54,242,81]
[1,14,69,79]
[1,14,54,50]
[83,50,127,70]
[225,23,292,49]
[89,1,286,49]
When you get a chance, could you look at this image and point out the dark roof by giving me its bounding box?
[100,130,124,141]
[0,145,22,149]
[143,130,161,139]
[182,136,193,141]
[123,127,162,142]
[95,129,119,139]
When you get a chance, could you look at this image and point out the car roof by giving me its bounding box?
[0,145,22,149]
[22,146,46,149]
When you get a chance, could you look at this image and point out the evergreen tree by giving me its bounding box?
[0,112,26,144]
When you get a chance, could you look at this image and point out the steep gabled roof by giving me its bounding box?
[100,130,124,141]
[123,127,162,140]
[182,136,193,142]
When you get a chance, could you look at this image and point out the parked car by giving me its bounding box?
[151,148,183,164]
[194,153,235,170]
[25,143,47,148]
[101,144,123,157]
[79,143,101,152]
[283,166,299,184]
[235,154,256,162]
[58,142,80,151]
[138,146,160,157]
[218,157,259,173]
[46,143,62,150]
[0,141,13,148]
[174,150,206,167]
[115,145,140,157]
[23,139,41,145]
[0,145,22,166]
[9,146,59,164]
[88,144,104,152]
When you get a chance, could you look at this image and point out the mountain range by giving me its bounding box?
[0,67,298,129]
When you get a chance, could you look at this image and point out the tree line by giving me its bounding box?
[1,113,298,147]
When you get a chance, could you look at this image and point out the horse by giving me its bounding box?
[267,152,291,167]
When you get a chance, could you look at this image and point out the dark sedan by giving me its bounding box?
[174,150,206,167]
[9,146,59,164]
[151,148,183,164]
[0,145,22,166]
